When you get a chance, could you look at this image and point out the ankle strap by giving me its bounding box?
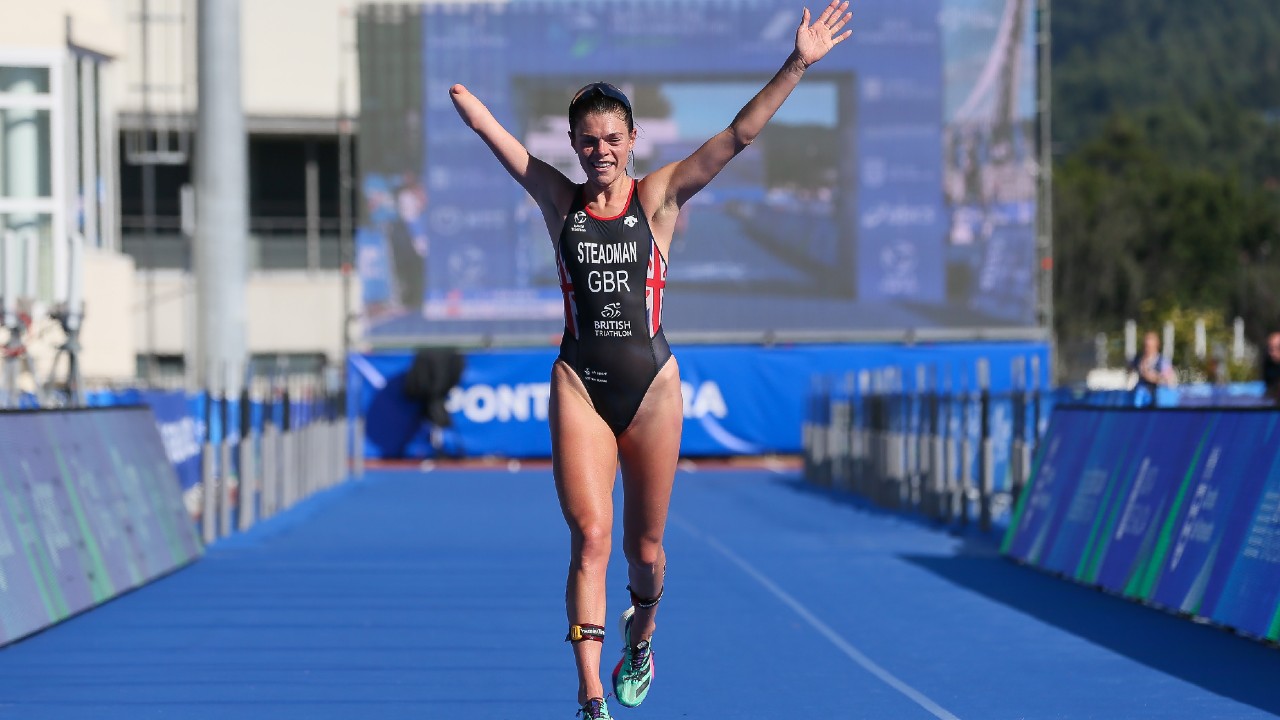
[628,584,664,609]
[565,624,605,643]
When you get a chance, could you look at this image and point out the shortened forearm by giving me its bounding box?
[451,84,533,180]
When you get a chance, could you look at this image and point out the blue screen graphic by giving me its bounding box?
[357,0,1039,341]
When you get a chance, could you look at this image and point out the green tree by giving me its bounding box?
[1051,0,1280,374]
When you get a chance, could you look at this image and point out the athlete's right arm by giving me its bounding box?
[450,84,574,219]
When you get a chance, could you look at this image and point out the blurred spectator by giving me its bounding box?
[388,179,429,313]
[1263,331,1280,405]
[1207,341,1228,385]
[1129,331,1177,407]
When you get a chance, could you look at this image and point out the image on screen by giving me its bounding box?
[355,0,1042,342]
[511,76,854,301]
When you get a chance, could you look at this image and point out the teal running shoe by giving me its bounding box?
[577,697,612,719]
[611,606,654,708]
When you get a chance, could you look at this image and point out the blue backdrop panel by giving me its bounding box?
[349,341,1048,458]
[0,408,203,646]
[1003,407,1280,641]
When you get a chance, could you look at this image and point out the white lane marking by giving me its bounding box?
[763,456,792,475]
[671,514,962,720]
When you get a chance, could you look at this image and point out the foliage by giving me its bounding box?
[1144,304,1257,383]
[1051,0,1280,365]
[1053,0,1280,155]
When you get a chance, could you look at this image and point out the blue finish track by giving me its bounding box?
[2,467,1279,719]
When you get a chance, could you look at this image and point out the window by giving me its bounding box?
[0,213,54,303]
[0,108,53,199]
[0,67,50,95]
[0,58,58,306]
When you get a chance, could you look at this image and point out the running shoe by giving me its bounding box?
[577,697,612,719]
[611,606,654,708]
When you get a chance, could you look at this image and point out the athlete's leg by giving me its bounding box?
[550,360,619,705]
[617,358,683,642]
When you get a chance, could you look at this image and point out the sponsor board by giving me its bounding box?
[0,408,202,646]
[349,342,1049,460]
[1004,407,1280,641]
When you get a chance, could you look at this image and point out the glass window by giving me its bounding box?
[0,108,53,198]
[0,67,50,95]
[0,213,54,303]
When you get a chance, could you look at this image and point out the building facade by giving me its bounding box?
[0,0,397,390]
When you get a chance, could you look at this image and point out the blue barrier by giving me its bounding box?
[348,342,1050,459]
[802,362,1048,528]
[83,388,343,530]
[0,407,203,646]
[1003,406,1280,642]
[1044,383,1272,409]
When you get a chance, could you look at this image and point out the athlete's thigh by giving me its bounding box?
[550,361,620,531]
[617,358,683,538]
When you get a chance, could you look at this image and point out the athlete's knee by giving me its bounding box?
[572,522,613,565]
[622,533,664,569]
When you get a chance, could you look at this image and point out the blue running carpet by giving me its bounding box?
[1,467,1278,719]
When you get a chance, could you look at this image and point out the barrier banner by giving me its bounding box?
[1195,416,1280,639]
[137,390,205,493]
[1003,407,1280,641]
[0,407,203,646]
[1143,415,1276,615]
[1083,413,1206,596]
[1001,409,1097,568]
[349,342,1049,459]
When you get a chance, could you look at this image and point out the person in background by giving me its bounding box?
[1262,331,1280,405]
[1129,331,1177,407]
[388,179,429,314]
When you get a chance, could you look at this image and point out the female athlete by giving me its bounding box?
[450,4,852,716]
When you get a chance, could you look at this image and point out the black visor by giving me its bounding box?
[569,82,632,117]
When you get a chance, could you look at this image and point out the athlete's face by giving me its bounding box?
[570,111,635,187]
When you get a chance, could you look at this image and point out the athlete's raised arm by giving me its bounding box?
[450,84,575,225]
[645,1,852,221]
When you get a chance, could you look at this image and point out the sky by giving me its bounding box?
[664,81,838,139]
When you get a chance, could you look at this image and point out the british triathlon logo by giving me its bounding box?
[624,215,638,228]
[594,300,631,336]
[571,211,587,232]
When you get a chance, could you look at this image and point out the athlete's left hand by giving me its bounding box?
[796,1,853,67]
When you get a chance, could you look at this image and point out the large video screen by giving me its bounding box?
[357,0,1039,343]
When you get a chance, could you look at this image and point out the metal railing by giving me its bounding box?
[802,359,1045,532]
[195,375,363,544]
[121,216,344,271]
